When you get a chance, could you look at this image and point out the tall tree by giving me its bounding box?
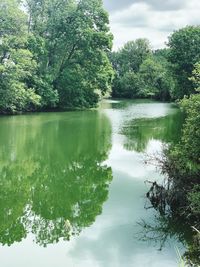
[26,0,113,109]
[0,0,113,113]
[110,38,151,98]
[168,26,200,99]
[110,40,173,101]
[0,0,26,37]
[139,56,173,100]
[0,0,41,114]
[111,38,151,75]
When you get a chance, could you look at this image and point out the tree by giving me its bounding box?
[139,56,173,100]
[0,0,27,37]
[110,39,151,98]
[168,26,200,99]
[0,0,41,114]
[190,62,200,92]
[150,82,200,231]
[0,48,41,114]
[118,39,152,73]
[25,0,114,109]
[0,0,113,114]
[112,71,140,98]
[110,38,151,77]
[110,39,174,101]
[146,52,200,266]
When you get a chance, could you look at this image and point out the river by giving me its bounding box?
[0,99,185,267]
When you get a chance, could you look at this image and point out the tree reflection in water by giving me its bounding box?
[0,111,112,247]
[122,110,184,152]
[137,215,200,266]
[138,215,192,250]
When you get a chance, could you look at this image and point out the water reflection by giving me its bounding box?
[102,100,183,153]
[0,111,112,247]
[0,100,187,267]
[138,215,193,251]
[137,215,200,266]
[122,112,184,152]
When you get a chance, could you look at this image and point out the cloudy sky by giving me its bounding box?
[103,0,200,50]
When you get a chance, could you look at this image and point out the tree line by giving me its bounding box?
[110,26,200,101]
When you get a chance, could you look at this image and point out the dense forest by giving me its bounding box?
[0,0,113,113]
[0,0,200,265]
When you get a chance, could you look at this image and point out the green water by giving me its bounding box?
[0,100,185,267]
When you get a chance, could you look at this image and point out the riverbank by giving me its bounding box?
[147,94,200,265]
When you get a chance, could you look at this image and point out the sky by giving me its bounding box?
[103,0,200,51]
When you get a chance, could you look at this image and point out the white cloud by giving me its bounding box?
[104,0,187,13]
[105,0,200,50]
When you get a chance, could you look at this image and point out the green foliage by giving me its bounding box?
[0,0,27,37]
[0,0,113,114]
[139,56,172,100]
[0,45,41,114]
[112,71,141,98]
[183,103,200,225]
[168,26,200,99]
[26,0,113,109]
[110,40,174,101]
[111,26,200,102]
[146,93,200,265]
[117,39,152,73]
[158,92,200,231]
[110,39,151,98]
[190,62,200,92]
[180,94,200,165]
[188,186,200,216]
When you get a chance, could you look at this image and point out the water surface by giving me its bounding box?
[0,100,184,267]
